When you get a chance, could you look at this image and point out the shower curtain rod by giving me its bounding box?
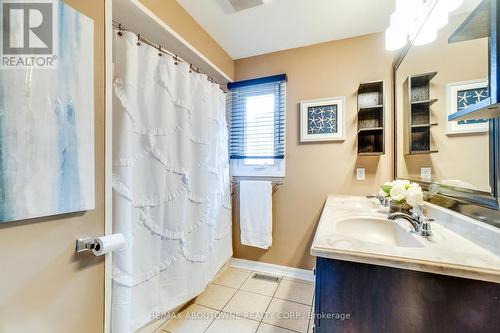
[112,20,219,85]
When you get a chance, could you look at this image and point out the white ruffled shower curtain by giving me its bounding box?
[111,31,232,333]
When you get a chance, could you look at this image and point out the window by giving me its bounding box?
[244,93,275,166]
[227,74,286,177]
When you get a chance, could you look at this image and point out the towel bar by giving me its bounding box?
[231,179,284,186]
[230,179,283,196]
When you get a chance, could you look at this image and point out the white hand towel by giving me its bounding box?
[239,180,273,249]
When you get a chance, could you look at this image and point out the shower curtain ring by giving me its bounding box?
[158,45,163,56]
[136,33,141,46]
[174,55,179,65]
[117,24,123,36]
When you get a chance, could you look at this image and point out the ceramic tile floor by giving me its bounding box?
[157,267,315,333]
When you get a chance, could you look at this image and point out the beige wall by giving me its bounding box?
[140,0,234,79]
[0,1,105,332]
[396,14,490,191]
[233,33,395,270]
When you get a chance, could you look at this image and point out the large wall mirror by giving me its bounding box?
[394,0,500,225]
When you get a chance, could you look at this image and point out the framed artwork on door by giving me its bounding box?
[0,2,95,223]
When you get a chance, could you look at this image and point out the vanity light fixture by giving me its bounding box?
[385,0,464,50]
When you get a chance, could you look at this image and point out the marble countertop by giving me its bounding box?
[310,195,500,283]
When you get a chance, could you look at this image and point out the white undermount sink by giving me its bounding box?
[335,216,425,248]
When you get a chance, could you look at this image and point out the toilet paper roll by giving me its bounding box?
[92,233,126,256]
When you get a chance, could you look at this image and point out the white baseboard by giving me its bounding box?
[229,258,315,283]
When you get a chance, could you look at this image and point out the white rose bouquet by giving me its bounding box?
[379,180,424,207]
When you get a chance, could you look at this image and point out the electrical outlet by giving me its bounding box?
[421,167,432,181]
[356,168,365,181]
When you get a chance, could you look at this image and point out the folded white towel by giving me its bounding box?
[239,180,273,249]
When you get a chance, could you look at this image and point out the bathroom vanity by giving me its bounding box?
[310,195,500,333]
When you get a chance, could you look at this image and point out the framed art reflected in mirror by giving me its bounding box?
[446,79,489,135]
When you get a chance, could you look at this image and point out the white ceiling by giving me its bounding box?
[177,0,396,59]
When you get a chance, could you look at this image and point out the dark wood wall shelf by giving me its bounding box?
[357,81,385,155]
[411,99,438,106]
[403,72,438,155]
[358,127,384,133]
[359,104,383,111]
[405,150,439,155]
[358,152,384,156]
[411,123,438,128]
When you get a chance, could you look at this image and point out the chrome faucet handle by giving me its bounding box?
[419,218,433,237]
[367,194,389,207]
[410,205,424,220]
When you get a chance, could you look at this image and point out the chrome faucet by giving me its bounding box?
[388,206,433,237]
[366,194,389,207]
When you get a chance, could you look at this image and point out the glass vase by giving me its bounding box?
[389,201,412,215]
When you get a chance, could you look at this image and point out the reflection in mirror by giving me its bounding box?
[395,0,490,193]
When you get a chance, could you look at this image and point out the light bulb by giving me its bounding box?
[413,25,437,45]
[396,0,418,17]
[428,1,449,30]
[443,0,464,12]
[385,26,407,51]
[390,12,409,36]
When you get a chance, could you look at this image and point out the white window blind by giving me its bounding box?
[227,74,287,177]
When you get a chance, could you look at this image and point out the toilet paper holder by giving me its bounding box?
[76,238,101,253]
[76,234,126,256]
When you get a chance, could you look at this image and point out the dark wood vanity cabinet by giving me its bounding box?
[313,257,500,333]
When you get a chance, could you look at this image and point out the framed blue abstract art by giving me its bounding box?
[0,1,95,223]
[446,80,489,135]
[300,97,345,142]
